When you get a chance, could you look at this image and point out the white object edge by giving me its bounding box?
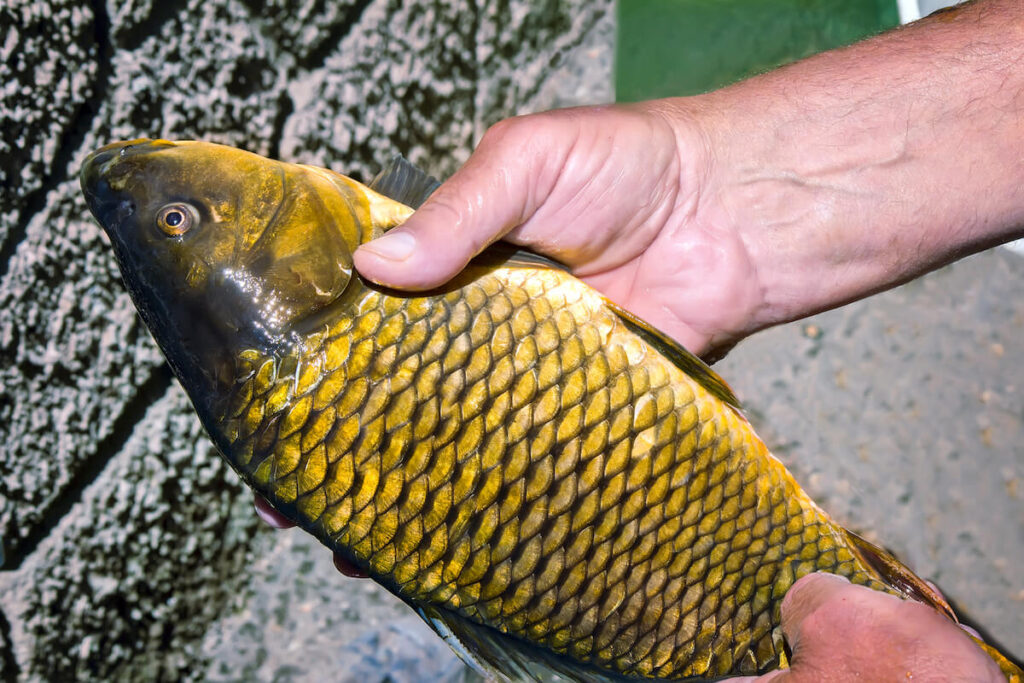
[897,0,922,23]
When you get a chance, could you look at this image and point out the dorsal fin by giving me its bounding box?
[369,154,441,209]
[472,242,573,273]
[414,603,690,683]
[604,301,742,412]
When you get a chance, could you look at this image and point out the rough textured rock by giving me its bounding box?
[0,0,102,250]
[0,0,288,568]
[0,609,15,683]
[0,176,167,568]
[9,386,260,681]
[280,0,611,179]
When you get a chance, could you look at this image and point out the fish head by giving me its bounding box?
[81,139,362,403]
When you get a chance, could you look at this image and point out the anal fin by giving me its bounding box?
[844,529,955,620]
[413,604,688,683]
[846,530,1024,680]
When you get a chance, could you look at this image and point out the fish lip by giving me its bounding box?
[80,158,127,234]
[80,146,117,205]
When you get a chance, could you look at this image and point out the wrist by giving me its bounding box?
[635,97,773,351]
[676,0,1024,333]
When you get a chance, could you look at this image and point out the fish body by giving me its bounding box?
[81,140,1022,681]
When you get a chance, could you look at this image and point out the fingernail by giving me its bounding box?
[959,624,982,640]
[334,553,369,578]
[359,230,416,261]
[254,496,293,528]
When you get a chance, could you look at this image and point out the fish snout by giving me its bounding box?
[81,139,177,229]
[81,139,173,188]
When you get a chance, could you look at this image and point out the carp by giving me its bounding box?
[80,139,1022,681]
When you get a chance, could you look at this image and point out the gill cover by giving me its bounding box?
[226,162,357,346]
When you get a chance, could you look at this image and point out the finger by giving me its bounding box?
[253,494,295,529]
[760,573,866,682]
[333,553,369,578]
[701,576,857,683]
[353,115,566,290]
[778,572,854,650]
[926,579,983,640]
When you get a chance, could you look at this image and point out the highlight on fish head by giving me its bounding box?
[80,139,361,403]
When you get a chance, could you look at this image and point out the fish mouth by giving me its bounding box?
[80,139,176,231]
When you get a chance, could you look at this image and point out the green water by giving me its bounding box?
[616,0,900,101]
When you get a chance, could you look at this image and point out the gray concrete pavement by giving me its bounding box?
[719,249,1024,658]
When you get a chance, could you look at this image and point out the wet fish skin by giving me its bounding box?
[227,266,894,679]
[80,140,1022,681]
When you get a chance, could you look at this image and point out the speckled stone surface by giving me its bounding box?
[0,0,101,249]
[0,0,1020,681]
[0,1,612,680]
[0,386,260,681]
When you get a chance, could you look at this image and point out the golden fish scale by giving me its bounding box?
[218,266,886,679]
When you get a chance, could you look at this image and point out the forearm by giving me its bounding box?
[674,0,1024,331]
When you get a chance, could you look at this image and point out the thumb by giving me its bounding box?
[777,572,855,653]
[725,573,1004,682]
[741,573,855,682]
[353,116,567,290]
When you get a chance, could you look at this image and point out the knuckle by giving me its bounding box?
[481,115,528,146]
[421,194,467,230]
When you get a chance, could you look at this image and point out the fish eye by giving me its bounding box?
[156,203,199,237]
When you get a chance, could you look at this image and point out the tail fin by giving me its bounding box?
[844,529,1023,681]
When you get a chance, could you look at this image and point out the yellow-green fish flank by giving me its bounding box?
[80,139,1022,682]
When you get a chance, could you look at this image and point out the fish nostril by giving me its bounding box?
[116,200,135,219]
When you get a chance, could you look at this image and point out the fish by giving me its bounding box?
[80,139,1023,682]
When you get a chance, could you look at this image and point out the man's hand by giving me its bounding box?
[735,573,1002,682]
[353,105,764,360]
[354,0,1024,361]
